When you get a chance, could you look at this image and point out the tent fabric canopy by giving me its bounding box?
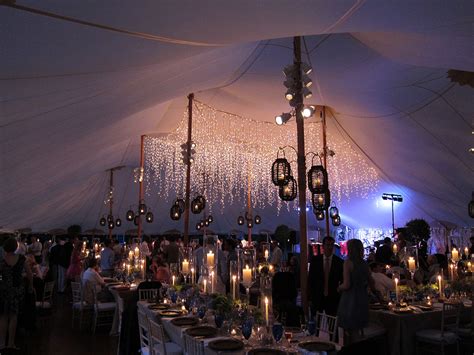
[1,1,473,233]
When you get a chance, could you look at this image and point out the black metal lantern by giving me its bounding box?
[175,198,185,214]
[204,220,210,227]
[196,223,201,230]
[126,209,135,221]
[139,202,147,215]
[207,215,213,223]
[315,209,325,221]
[469,193,474,218]
[329,206,339,219]
[332,215,341,226]
[133,215,140,226]
[115,218,122,227]
[237,216,245,225]
[271,158,291,186]
[170,205,181,220]
[108,221,115,229]
[247,220,253,228]
[99,217,106,226]
[191,198,201,214]
[146,212,154,223]
[107,214,114,223]
[196,195,206,211]
[254,215,261,224]
[200,220,205,227]
[312,190,331,210]
[307,165,328,194]
[279,176,297,201]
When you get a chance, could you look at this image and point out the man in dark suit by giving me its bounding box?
[308,236,343,316]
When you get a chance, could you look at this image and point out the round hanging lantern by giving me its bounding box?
[271,157,291,186]
[207,215,213,223]
[247,220,253,228]
[146,212,154,223]
[332,215,341,226]
[200,220,205,227]
[237,216,245,225]
[99,217,106,226]
[126,209,135,221]
[133,215,140,226]
[254,215,262,224]
[196,195,206,211]
[115,218,122,227]
[196,223,201,230]
[175,198,185,214]
[469,193,474,218]
[191,198,201,214]
[329,206,339,219]
[204,220,210,227]
[307,165,328,194]
[315,210,325,221]
[170,205,181,220]
[139,202,147,215]
[108,221,115,229]
[107,214,114,223]
[279,176,297,201]
[312,190,331,210]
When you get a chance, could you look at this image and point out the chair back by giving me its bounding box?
[441,302,461,336]
[183,330,205,355]
[43,281,55,304]
[71,281,82,303]
[149,318,169,355]
[139,288,158,301]
[137,310,151,353]
[316,312,338,342]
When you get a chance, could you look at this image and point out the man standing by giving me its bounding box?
[100,239,115,277]
[270,240,283,269]
[308,236,343,316]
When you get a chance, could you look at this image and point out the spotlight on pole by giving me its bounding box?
[381,193,403,237]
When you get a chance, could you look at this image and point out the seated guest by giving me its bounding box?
[100,239,115,277]
[150,255,170,284]
[375,237,394,265]
[82,259,108,304]
[427,254,442,283]
[369,262,394,299]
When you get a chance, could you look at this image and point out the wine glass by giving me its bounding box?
[241,319,253,346]
[272,323,283,343]
[299,314,307,335]
[198,305,207,322]
[307,319,316,336]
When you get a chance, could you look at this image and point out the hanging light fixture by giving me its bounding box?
[271,152,291,186]
[329,206,339,219]
[175,198,185,214]
[108,221,115,229]
[247,220,253,228]
[126,209,135,221]
[99,217,106,226]
[107,214,114,223]
[200,220,205,227]
[138,201,147,215]
[254,215,262,224]
[196,223,201,230]
[204,220,210,227]
[146,212,154,223]
[196,195,206,211]
[207,215,213,223]
[312,190,331,210]
[275,112,292,125]
[237,216,245,225]
[191,198,201,214]
[332,215,341,226]
[115,218,122,227]
[315,209,325,221]
[279,176,297,201]
[170,205,181,220]
[307,164,328,194]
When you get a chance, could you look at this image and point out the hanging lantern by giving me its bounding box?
[307,165,328,194]
[279,176,297,201]
[207,215,213,223]
[315,210,325,221]
[196,195,206,211]
[133,215,140,226]
[312,190,331,210]
[146,212,154,223]
[204,220,210,227]
[126,209,135,221]
[469,193,474,218]
[237,216,245,225]
[329,206,339,219]
[107,214,114,223]
[247,220,253,228]
[200,220,205,227]
[170,205,181,220]
[332,215,341,226]
[175,198,185,214]
[115,218,122,227]
[108,221,115,229]
[99,217,106,226]
[191,198,201,214]
[254,215,262,224]
[139,202,147,215]
[271,157,291,186]
[196,223,201,230]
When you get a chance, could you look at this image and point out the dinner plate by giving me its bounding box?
[170,317,199,327]
[393,308,413,314]
[248,348,286,355]
[159,310,183,317]
[298,341,336,352]
[208,338,244,351]
[148,303,171,311]
[184,325,218,338]
[112,285,130,291]
[417,305,433,311]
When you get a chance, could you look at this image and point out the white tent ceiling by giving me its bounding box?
[1,1,473,234]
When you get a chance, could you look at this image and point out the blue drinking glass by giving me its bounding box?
[170,292,178,304]
[241,319,253,341]
[272,323,283,342]
[307,320,316,336]
[198,306,207,320]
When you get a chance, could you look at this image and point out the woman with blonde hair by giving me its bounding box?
[337,238,379,343]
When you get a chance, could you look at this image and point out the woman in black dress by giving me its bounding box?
[0,237,33,351]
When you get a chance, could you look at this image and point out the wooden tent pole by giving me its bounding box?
[138,135,145,240]
[108,169,114,240]
[294,36,309,313]
[321,106,330,235]
[184,93,194,245]
[247,172,252,243]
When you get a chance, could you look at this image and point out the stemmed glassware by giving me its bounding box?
[238,247,256,303]
[272,323,283,343]
[241,318,253,346]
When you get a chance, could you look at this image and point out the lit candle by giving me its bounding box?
[392,244,398,255]
[243,264,252,286]
[468,261,472,272]
[94,243,98,251]
[206,251,215,267]
[278,173,285,181]
[191,267,195,284]
[464,247,469,256]
[203,279,207,293]
[128,251,133,260]
[172,275,176,286]
[264,250,269,260]
[182,259,189,274]
[269,265,274,272]
[318,195,324,204]
[134,247,139,258]
[127,264,130,275]
[314,177,321,187]
[408,257,416,272]
[449,264,455,280]
[438,275,443,299]
[231,329,237,336]
[181,305,186,313]
[451,248,459,262]
[232,275,237,300]
[265,297,269,326]
[210,271,214,293]
[394,277,399,303]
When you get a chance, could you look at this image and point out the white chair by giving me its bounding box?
[71,281,82,327]
[183,330,204,355]
[91,284,116,333]
[138,310,152,355]
[36,280,54,310]
[139,288,159,301]
[316,312,338,342]
[415,302,461,355]
[149,318,182,355]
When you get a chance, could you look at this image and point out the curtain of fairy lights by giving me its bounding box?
[144,101,379,214]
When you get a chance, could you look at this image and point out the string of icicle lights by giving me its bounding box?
[144,101,379,214]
